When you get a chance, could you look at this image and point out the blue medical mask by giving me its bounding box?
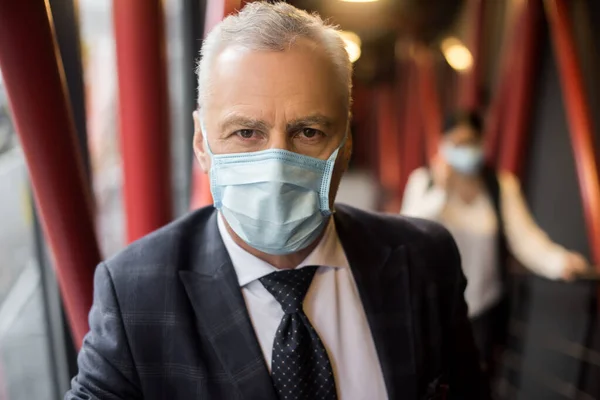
[203,126,345,255]
[441,143,484,175]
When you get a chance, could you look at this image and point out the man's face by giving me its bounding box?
[193,38,352,205]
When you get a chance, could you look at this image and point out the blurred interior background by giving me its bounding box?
[0,0,599,399]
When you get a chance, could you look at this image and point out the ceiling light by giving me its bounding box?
[441,37,473,72]
[340,0,379,2]
[339,31,362,63]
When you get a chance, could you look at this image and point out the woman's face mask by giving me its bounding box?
[441,143,484,175]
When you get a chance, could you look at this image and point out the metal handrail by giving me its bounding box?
[572,268,600,282]
[509,267,600,282]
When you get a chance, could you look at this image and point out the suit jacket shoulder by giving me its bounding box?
[98,206,230,341]
[102,206,219,283]
[335,203,462,283]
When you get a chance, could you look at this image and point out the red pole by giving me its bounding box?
[113,0,173,243]
[498,0,543,176]
[416,50,442,161]
[367,90,381,183]
[545,0,600,267]
[350,81,370,168]
[483,82,507,166]
[0,0,100,348]
[190,0,242,210]
[459,0,486,110]
[484,0,526,166]
[375,84,402,212]
[401,61,426,194]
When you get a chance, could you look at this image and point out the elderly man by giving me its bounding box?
[67,2,486,399]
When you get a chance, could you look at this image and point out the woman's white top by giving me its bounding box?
[400,167,568,318]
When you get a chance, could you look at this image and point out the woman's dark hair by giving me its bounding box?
[442,110,484,138]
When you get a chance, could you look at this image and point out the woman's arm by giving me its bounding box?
[499,171,585,279]
[400,167,447,220]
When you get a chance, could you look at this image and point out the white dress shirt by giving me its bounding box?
[217,214,388,400]
[400,167,568,318]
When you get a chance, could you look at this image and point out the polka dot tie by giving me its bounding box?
[259,266,337,400]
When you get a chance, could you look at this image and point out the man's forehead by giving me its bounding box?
[210,41,335,83]
[205,46,345,113]
[215,38,325,62]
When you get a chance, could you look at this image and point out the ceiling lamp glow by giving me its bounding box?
[441,37,473,72]
[339,31,362,63]
[340,0,379,2]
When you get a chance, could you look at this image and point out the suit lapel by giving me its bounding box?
[335,207,418,399]
[179,211,277,400]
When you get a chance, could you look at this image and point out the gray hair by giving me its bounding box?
[196,2,352,112]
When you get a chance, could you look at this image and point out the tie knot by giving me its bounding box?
[259,266,318,314]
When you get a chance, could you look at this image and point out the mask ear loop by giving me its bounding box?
[327,133,348,162]
[320,133,349,213]
[200,121,221,206]
[200,121,215,157]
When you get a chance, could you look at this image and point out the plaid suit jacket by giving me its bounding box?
[66,204,487,399]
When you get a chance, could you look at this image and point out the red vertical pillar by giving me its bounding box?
[113,0,173,243]
[545,0,600,267]
[0,0,100,348]
[498,0,543,176]
[416,51,442,161]
[459,0,486,110]
[350,81,370,168]
[366,90,381,181]
[190,0,242,210]
[376,84,402,211]
[483,80,508,166]
[483,2,525,166]
[401,61,426,195]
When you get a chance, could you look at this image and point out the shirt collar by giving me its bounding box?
[217,212,349,287]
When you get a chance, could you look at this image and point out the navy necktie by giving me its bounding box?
[259,266,337,400]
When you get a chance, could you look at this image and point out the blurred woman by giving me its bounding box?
[400,110,588,376]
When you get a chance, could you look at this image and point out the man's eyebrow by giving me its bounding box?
[286,114,334,130]
[219,115,270,132]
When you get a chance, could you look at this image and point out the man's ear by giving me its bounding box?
[192,110,210,173]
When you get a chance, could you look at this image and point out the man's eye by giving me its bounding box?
[300,128,321,138]
[236,129,255,139]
